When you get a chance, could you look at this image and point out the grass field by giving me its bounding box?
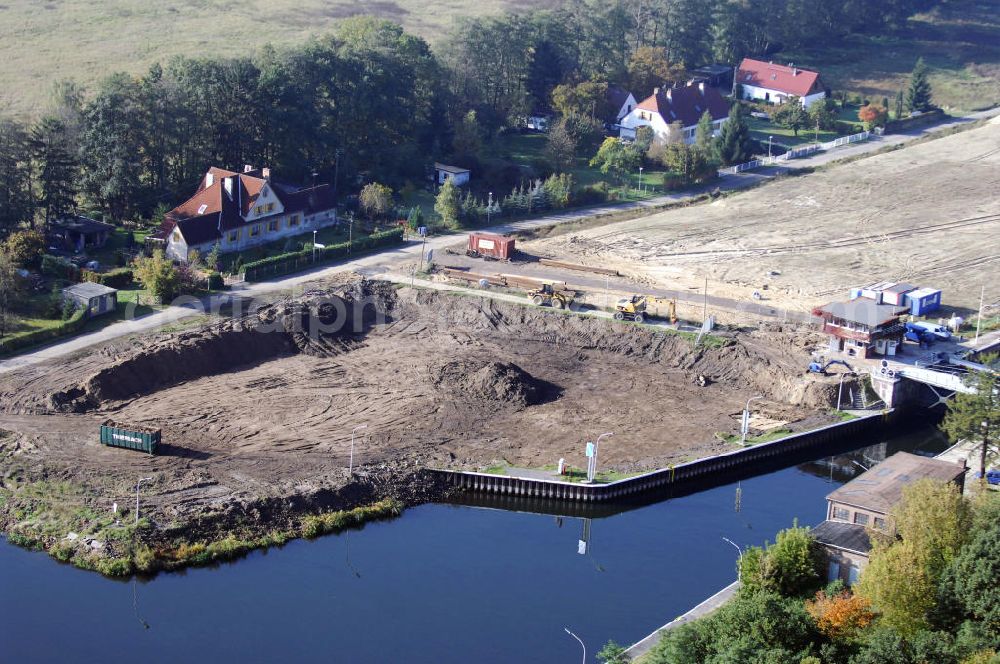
[0,0,527,117]
[782,0,1000,114]
[2,1,996,118]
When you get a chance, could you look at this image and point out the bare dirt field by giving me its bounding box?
[522,117,1000,316]
[0,278,841,568]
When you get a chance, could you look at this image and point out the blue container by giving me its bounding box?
[907,288,942,316]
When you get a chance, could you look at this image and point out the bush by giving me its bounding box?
[206,271,224,290]
[575,182,610,206]
[0,307,87,355]
[4,229,46,269]
[241,228,404,281]
[41,254,80,281]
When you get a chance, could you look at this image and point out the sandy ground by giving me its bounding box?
[521,117,1000,315]
[0,280,840,533]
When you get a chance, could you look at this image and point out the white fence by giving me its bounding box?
[718,131,870,176]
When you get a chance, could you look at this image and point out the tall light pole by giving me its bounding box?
[349,424,368,477]
[589,432,614,482]
[741,396,764,446]
[638,166,644,195]
[487,192,493,225]
[564,627,585,664]
[767,135,773,159]
[135,477,153,525]
[722,536,743,577]
[974,284,985,345]
[312,229,318,263]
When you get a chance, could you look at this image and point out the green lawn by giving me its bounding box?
[747,116,843,151]
[780,0,1000,114]
[497,132,667,198]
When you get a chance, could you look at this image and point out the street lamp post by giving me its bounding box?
[589,432,614,482]
[768,135,773,159]
[349,424,368,477]
[741,396,764,446]
[638,166,644,195]
[135,477,153,525]
[312,230,318,263]
[722,536,743,577]
[487,192,493,225]
[564,627,586,664]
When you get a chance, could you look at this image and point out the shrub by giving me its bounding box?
[241,228,404,281]
[4,229,46,268]
[82,267,133,289]
[206,271,224,290]
[41,254,80,281]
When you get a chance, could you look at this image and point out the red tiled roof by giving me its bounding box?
[737,58,821,97]
[635,83,730,127]
[165,167,337,248]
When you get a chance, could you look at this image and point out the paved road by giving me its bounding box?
[3,107,997,375]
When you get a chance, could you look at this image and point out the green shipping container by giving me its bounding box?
[99,420,160,455]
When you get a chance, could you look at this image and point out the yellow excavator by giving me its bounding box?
[614,295,677,324]
[528,283,575,309]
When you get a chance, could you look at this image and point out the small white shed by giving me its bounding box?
[434,163,471,186]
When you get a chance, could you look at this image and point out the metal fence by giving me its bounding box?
[718,130,871,176]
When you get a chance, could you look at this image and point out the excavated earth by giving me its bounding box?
[0,278,848,551]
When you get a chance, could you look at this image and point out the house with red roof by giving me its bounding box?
[157,166,337,263]
[618,82,730,144]
[736,58,827,109]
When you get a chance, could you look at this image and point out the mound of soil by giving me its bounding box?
[434,360,547,413]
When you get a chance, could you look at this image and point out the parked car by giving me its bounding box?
[911,321,951,340]
[904,323,936,345]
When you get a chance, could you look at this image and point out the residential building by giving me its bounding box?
[434,163,471,186]
[605,85,637,126]
[813,451,966,584]
[689,64,734,90]
[812,298,907,358]
[63,282,118,318]
[736,58,827,109]
[157,166,337,263]
[618,82,730,144]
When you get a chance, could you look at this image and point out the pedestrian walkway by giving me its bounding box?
[625,581,741,660]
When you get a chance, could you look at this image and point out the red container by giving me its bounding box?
[467,232,515,260]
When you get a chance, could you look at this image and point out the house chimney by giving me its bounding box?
[223,176,233,198]
[653,86,660,95]
[206,172,214,187]
[262,167,271,181]
[243,164,254,173]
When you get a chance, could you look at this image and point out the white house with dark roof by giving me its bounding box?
[157,166,337,262]
[737,58,827,109]
[606,85,637,126]
[618,82,730,144]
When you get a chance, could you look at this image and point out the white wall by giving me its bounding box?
[619,108,727,145]
[742,84,826,109]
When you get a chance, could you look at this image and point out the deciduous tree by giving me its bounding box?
[589,137,642,184]
[627,46,685,97]
[434,178,462,228]
[773,98,809,136]
[858,104,888,130]
[133,249,180,302]
[4,229,46,269]
[359,182,393,220]
[544,119,578,172]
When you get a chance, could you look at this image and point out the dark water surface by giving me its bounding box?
[0,426,948,663]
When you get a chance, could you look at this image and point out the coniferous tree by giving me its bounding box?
[906,58,933,113]
[0,117,34,236]
[714,104,755,166]
[31,116,78,226]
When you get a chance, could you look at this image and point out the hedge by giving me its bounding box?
[241,227,405,282]
[0,308,88,356]
[82,267,134,289]
[884,108,945,133]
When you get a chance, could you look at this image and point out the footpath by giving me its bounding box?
[3,105,998,375]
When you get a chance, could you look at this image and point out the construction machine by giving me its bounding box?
[807,359,854,375]
[613,295,677,324]
[528,283,575,310]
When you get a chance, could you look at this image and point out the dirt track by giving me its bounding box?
[522,117,1000,314]
[0,278,842,544]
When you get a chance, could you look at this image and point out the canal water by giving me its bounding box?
[0,425,948,663]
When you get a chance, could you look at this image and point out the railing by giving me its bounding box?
[718,130,871,176]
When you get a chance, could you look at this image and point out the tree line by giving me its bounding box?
[0,1,945,235]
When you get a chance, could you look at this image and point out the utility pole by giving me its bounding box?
[703,277,709,323]
[974,284,985,345]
